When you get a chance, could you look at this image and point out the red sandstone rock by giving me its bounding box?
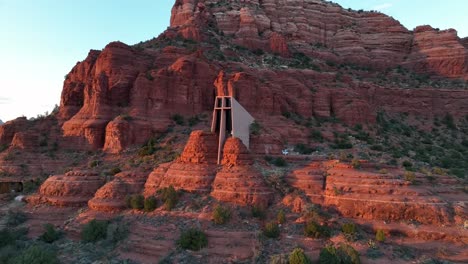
[37,171,105,207]
[88,171,147,212]
[285,160,466,225]
[406,26,468,79]
[0,117,29,146]
[157,130,218,193]
[211,137,273,207]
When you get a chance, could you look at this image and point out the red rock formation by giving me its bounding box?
[0,117,29,146]
[88,171,147,212]
[143,163,171,197]
[405,26,468,79]
[36,171,105,207]
[157,130,218,193]
[285,161,466,225]
[211,137,273,207]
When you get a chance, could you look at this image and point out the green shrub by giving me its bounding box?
[277,210,286,224]
[338,244,361,264]
[0,229,14,248]
[263,221,280,238]
[81,219,109,242]
[309,130,324,142]
[375,229,386,242]
[269,254,289,264]
[351,159,361,169]
[319,245,340,263]
[294,143,314,155]
[159,185,178,210]
[251,205,266,219]
[272,157,287,167]
[402,160,413,169]
[304,221,330,238]
[188,115,201,127]
[22,179,43,194]
[319,244,361,264]
[212,205,231,225]
[342,222,357,241]
[403,171,416,183]
[250,121,261,135]
[171,114,185,126]
[129,194,144,210]
[108,166,121,175]
[144,196,158,212]
[39,223,61,243]
[10,244,59,264]
[177,228,208,251]
[6,210,27,227]
[289,248,311,264]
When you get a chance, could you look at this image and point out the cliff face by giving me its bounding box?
[171,0,468,78]
[2,0,467,152]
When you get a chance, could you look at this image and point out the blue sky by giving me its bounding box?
[0,0,467,122]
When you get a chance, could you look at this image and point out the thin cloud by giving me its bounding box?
[373,3,393,11]
[0,97,11,104]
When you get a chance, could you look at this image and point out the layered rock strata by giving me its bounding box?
[88,171,147,212]
[149,130,218,193]
[37,171,105,207]
[210,137,273,207]
[286,161,466,225]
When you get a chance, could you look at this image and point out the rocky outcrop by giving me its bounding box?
[153,130,218,193]
[0,117,29,146]
[406,26,468,79]
[88,171,147,212]
[286,161,466,225]
[171,0,467,79]
[36,171,105,207]
[11,132,39,149]
[211,137,273,207]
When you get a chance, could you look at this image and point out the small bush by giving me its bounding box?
[338,244,361,264]
[402,160,413,169]
[269,254,289,264]
[272,157,287,167]
[351,159,361,169]
[81,219,109,242]
[342,222,357,241]
[304,221,330,238]
[319,244,361,264]
[144,196,158,212]
[129,194,144,210]
[251,205,266,219]
[177,228,208,251]
[0,229,14,248]
[212,205,231,225]
[250,121,261,135]
[403,171,416,183]
[6,210,27,227]
[39,223,62,243]
[88,160,101,168]
[188,115,201,127]
[10,245,59,264]
[309,130,324,142]
[159,185,178,210]
[294,143,314,155]
[289,248,311,264]
[171,114,185,126]
[277,210,286,224]
[319,245,340,263]
[108,166,121,175]
[263,221,280,238]
[375,229,386,242]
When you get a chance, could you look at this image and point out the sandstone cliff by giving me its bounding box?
[1,0,467,154]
